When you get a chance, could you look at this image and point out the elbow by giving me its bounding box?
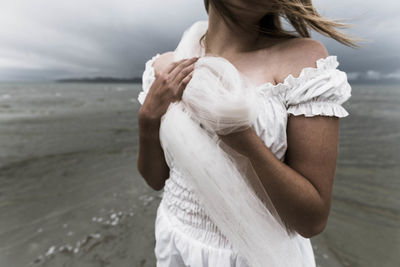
[146,180,165,191]
[137,160,167,192]
[296,209,329,238]
[138,168,166,191]
[297,218,327,238]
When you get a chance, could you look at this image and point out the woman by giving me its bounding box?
[137,0,357,266]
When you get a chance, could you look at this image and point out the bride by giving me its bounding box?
[137,0,357,266]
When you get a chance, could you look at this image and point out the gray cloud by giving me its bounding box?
[313,0,400,82]
[0,0,398,82]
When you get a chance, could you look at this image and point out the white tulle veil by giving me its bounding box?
[158,21,310,267]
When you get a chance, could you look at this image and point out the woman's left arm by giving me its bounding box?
[219,114,339,238]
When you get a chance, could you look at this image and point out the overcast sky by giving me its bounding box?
[0,0,399,82]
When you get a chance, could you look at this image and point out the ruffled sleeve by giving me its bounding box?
[284,56,352,118]
[137,53,161,105]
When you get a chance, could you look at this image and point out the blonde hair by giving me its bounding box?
[203,0,362,48]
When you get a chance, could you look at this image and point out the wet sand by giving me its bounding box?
[0,83,160,267]
[0,82,398,267]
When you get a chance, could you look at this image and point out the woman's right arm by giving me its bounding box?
[137,53,199,191]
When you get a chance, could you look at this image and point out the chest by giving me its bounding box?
[221,54,281,88]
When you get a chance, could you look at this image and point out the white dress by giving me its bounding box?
[137,20,351,267]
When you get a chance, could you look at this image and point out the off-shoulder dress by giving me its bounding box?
[137,20,351,267]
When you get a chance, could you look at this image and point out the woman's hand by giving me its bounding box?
[137,55,199,191]
[138,57,199,125]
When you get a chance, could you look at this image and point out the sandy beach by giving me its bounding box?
[0,82,398,267]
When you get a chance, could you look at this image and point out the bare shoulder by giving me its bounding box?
[152,51,174,75]
[273,37,329,83]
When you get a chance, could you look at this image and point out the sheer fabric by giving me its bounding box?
[138,20,351,267]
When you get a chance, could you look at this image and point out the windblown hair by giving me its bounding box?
[202,0,361,48]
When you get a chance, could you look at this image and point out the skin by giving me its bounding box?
[137,1,339,238]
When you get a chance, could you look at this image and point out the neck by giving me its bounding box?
[205,4,270,57]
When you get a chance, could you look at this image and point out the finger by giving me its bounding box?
[165,57,196,74]
[173,63,195,85]
[164,58,187,74]
[177,70,194,99]
[169,57,198,79]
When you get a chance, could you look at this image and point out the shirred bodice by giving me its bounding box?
[162,167,234,249]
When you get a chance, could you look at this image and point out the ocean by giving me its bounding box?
[0,82,398,267]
